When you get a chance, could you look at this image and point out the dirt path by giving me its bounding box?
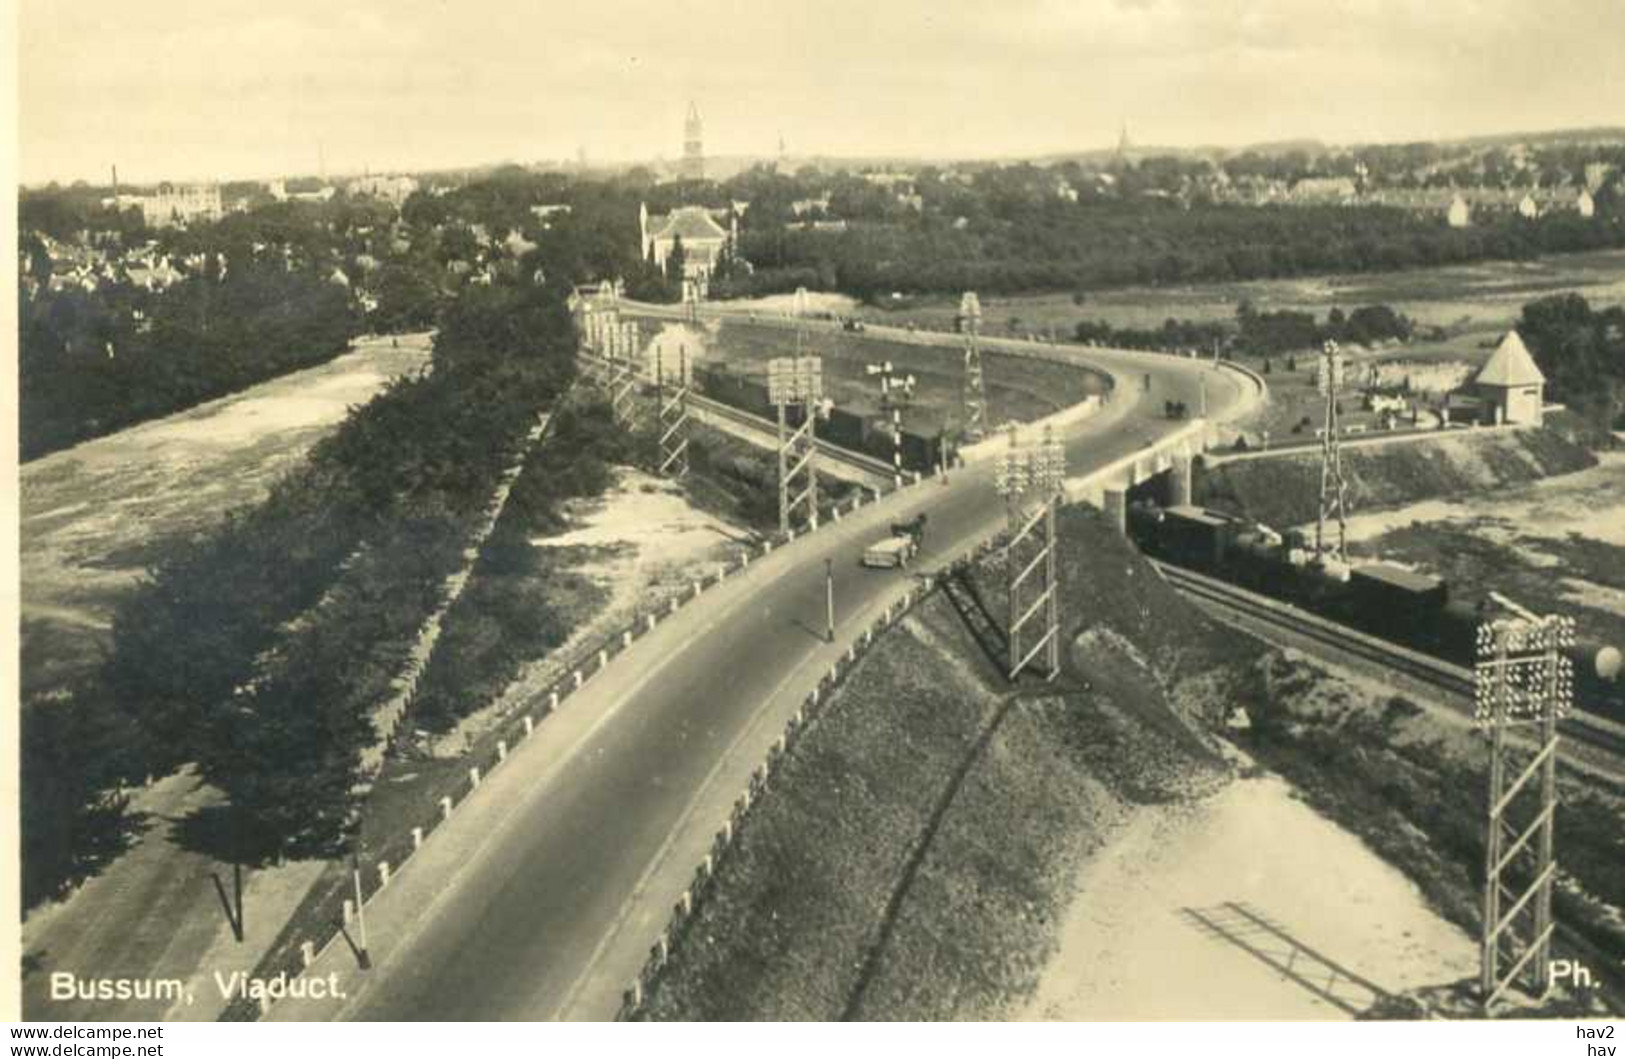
[1022,760,1478,1021]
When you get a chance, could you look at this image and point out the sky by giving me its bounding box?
[16,0,1625,185]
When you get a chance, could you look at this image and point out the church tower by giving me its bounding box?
[682,101,705,181]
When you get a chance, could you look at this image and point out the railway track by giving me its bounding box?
[1152,559,1625,763]
[575,348,900,488]
[1157,558,1625,1013]
[685,392,899,486]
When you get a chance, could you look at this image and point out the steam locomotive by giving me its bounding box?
[1127,500,1624,720]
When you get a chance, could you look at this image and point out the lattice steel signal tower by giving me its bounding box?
[1475,605,1573,1011]
[769,356,824,534]
[652,344,692,478]
[609,320,644,431]
[961,291,988,443]
[1315,340,1351,561]
[994,426,1066,681]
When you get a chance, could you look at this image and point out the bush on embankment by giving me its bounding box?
[408,392,638,732]
[1195,426,1597,529]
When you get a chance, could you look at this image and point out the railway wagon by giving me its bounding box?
[1341,562,1450,645]
[1158,504,1236,571]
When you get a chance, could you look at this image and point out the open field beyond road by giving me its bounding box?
[857,248,1625,339]
[19,333,433,697]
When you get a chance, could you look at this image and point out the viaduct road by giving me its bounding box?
[271,326,1259,1021]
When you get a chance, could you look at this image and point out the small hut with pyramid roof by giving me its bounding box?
[1474,330,1546,426]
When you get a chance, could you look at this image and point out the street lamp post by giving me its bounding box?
[825,558,835,644]
[352,854,372,970]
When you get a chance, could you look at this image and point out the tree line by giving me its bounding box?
[1515,293,1625,430]
[22,278,579,902]
[1070,301,1414,358]
[19,261,360,459]
[734,200,1625,301]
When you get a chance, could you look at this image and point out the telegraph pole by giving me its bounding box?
[1315,340,1350,561]
[683,278,701,324]
[352,855,372,970]
[825,558,835,643]
[993,426,1066,681]
[961,291,989,443]
[1475,606,1572,1011]
[865,360,916,488]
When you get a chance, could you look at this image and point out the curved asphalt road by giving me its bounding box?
[270,329,1258,1021]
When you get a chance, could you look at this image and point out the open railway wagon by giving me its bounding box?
[1127,499,1624,722]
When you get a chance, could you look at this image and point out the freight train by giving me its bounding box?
[1127,500,1624,720]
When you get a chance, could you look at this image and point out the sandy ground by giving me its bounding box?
[1023,757,1478,1021]
[717,291,862,317]
[20,333,432,687]
[1332,451,1625,551]
[430,468,748,754]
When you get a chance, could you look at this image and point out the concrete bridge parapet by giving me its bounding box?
[1065,418,1214,509]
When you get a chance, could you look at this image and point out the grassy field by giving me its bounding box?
[853,248,1625,341]
[643,317,1107,436]
[823,249,1623,449]
[19,334,432,699]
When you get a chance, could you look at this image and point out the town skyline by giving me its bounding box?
[18,0,1625,186]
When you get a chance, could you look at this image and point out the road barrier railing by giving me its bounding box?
[243,322,1122,1020]
[615,533,1008,1020]
[237,383,940,1021]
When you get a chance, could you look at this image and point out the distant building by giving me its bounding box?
[681,101,705,181]
[136,183,223,228]
[1475,330,1546,426]
[530,204,572,226]
[640,202,738,294]
[1290,176,1358,204]
[348,174,420,206]
[790,193,831,217]
[1447,194,1472,228]
[862,171,914,190]
[1517,193,1540,220]
[286,186,337,204]
[1577,188,1597,219]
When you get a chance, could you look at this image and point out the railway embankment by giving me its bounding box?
[1193,424,1597,530]
[636,505,1246,1020]
[1239,651,1623,1017]
[636,505,1516,1019]
[637,500,1621,1019]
